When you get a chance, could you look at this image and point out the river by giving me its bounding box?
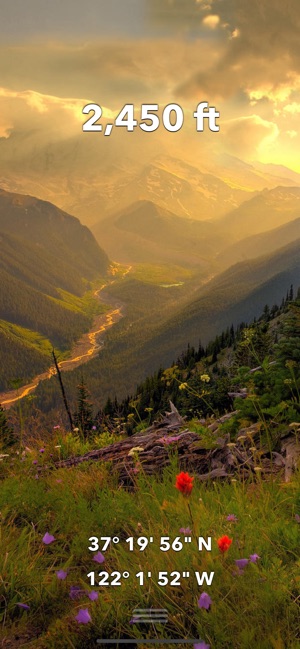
[0,266,131,409]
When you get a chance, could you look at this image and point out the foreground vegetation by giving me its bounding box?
[0,440,299,648]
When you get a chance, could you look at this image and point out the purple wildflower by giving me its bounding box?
[92,426,97,431]
[179,527,192,535]
[17,603,30,610]
[56,570,67,580]
[194,643,210,649]
[249,554,260,563]
[88,591,98,601]
[32,460,38,465]
[42,532,56,545]
[235,559,249,570]
[39,448,45,453]
[226,514,238,522]
[159,435,181,445]
[69,586,84,600]
[93,551,105,564]
[197,592,212,611]
[75,608,91,624]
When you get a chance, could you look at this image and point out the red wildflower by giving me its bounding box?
[217,535,232,553]
[175,471,194,495]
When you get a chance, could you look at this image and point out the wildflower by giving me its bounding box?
[200,374,210,383]
[42,532,56,545]
[159,435,181,445]
[73,427,79,432]
[34,474,39,480]
[175,471,194,495]
[128,446,144,457]
[16,603,30,610]
[32,460,38,465]
[92,426,97,430]
[88,591,98,601]
[93,551,105,564]
[69,586,84,600]
[53,425,60,429]
[249,554,260,563]
[39,448,45,453]
[180,527,192,535]
[75,608,91,624]
[179,382,188,390]
[217,535,232,553]
[56,479,62,483]
[295,514,300,523]
[56,570,68,580]
[226,514,238,522]
[235,559,249,570]
[197,592,212,610]
[194,643,210,649]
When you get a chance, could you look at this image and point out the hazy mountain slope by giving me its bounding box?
[217,217,300,269]
[132,238,300,369]
[92,199,231,267]
[0,188,110,391]
[218,187,300,239]
[0,188,109,291]
[213,154,300,192]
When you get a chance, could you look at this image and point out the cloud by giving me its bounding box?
[202,15,220,29]
[221,115,279,158]
[175,0,300,108]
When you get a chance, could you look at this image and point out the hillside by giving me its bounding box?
[217,217,300,268]
[218,186,300,239]
[92,199,231,267]
[134,238,300,369]
[0,189,110,390]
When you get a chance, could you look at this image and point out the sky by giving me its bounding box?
[1,0,300,173]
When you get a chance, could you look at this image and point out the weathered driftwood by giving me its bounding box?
[41,403,299,485]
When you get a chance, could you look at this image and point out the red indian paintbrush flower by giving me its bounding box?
[217,535,232,553]
[175,471,194,495]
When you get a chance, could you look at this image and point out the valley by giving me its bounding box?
[0,268,131,408]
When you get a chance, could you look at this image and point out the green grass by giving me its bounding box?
[129,264,193,285]
[0,431,299,649]
[49,284,110,318]
[0,319,53,357]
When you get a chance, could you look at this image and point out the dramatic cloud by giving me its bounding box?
[176,0,300,106]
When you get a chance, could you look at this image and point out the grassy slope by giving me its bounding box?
[0,441,299,649]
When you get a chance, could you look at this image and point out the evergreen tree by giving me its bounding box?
[73,379,94,440]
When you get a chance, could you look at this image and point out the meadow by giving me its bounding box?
[0,429,299,649]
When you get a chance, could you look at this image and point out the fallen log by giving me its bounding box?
[38,403,293,485]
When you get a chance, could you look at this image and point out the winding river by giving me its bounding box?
[0,266,131,409]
